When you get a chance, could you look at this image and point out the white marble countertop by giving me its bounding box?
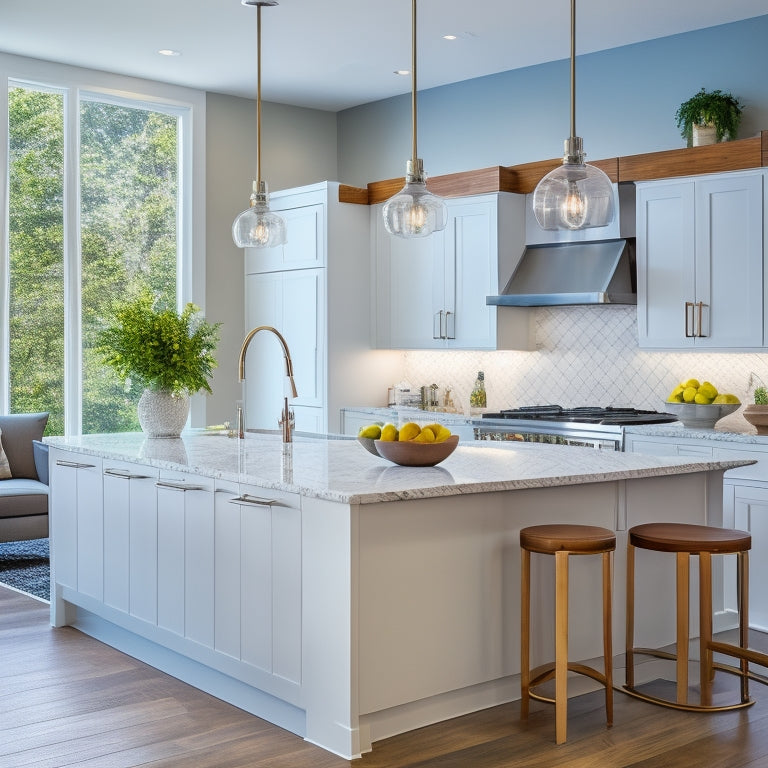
[46,430,754,505]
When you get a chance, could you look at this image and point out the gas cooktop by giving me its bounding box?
[481,405,678,426]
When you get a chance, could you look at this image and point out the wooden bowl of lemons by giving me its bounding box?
[375,434,459,467]
[374,421,459,467]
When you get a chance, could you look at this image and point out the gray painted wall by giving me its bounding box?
[337,15,768,186]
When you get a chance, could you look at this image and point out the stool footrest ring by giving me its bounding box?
[623,646,756,712]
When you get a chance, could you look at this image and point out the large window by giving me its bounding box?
[6,79,193,436]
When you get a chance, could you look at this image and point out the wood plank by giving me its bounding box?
[4,584,768,767]
[337,184,369,205]
[618,136,763,182]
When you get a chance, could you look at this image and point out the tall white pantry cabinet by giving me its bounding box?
[243,182,399,434]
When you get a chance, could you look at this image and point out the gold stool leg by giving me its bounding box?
[739,551,750,704]
[555,550,569,745]
[676,551,690,706]
[520,547,531,720]
[625,542,635,689]
[603,549,614,727]
[699,552,713,707]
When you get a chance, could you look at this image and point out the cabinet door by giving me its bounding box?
[379,223,444,349]
[245,268,324,431]
[102,463,157,615]
[447,198,497,349]
[694,173,763,347]
[244,203,324,274]
[636,181,696,348]
[156,473,215,643]
[75,459,104,601]
[732,484,768,631]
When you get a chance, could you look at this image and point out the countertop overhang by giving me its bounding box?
[46,431,754,505]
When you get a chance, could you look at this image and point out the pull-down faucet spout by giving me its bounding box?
[238,325,298,442]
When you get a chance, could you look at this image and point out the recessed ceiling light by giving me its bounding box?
[443,35,457,40]
[158,49,181,57]
[394,69,410,76]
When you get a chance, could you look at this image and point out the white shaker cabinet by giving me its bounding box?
[636,171,764,349]
[244,181,400,434]
[371,192,533,350]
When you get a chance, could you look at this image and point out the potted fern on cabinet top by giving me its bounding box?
[675,88,743,147]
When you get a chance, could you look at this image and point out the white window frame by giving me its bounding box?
[0,53,206,434]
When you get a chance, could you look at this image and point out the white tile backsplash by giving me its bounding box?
[402,306,768,433]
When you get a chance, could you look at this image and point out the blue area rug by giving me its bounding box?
[0,538,50,601]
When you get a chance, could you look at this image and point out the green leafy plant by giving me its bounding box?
[675,88,743,147]
[96,291,221,397]
[755,387,768,405]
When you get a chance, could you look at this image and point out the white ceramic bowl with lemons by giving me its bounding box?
[663,401,740,429]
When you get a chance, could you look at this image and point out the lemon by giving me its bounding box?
[399,422,421,441]
[682,386,698,403]
[380,423,399,441]
[698,382,718,400]
[714,393,740,404]
[423,423,443,436]
[434,425,452,442]
[668,384,685,400]
[358,424,381,439]
[694,392,713,404]
[683,379,700,389]
[420,427,436,443]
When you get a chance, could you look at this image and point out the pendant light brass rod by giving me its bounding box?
[256,3,263,186]
[569,0,576,139]
[411,0,418,165]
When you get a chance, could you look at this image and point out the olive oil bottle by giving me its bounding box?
[470,371,487,409]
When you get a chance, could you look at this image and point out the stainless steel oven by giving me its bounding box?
[476,406,678,451]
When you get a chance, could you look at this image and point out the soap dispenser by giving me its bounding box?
[470,371,487,411]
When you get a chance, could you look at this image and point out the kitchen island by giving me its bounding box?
[47,431,752,758]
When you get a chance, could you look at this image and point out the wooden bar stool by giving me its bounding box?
[624,522,758,711]
[520,524,616,745]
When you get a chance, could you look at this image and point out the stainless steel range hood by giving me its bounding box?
[486,238,636,307]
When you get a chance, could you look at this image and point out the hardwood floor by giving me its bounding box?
[3,584,768,768]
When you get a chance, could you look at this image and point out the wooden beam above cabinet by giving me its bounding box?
[345,130,768,205]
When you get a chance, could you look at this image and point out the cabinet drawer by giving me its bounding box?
[716,446,768,482]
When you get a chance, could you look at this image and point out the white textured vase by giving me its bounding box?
[692,122,718,147]
[137,389,190,438]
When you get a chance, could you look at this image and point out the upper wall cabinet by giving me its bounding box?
[371,193,533,351]
[636,170,765,349]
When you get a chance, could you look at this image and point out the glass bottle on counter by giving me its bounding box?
[470,371,487,409]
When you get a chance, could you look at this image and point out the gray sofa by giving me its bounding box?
[0,413,50,543]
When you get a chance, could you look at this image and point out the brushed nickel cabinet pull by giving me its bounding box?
[228,494,278,507]
[433,310,444,339]
[56,459,95,469]
[445,310,455,340]
[155,479,206,492]
[684,301,694,338]
[104,468,149,479]
[697,301,706,337]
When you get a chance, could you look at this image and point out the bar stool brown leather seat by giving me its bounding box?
[520,524,616,745]
[624,522,757,711]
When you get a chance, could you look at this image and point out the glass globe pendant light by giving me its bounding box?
[382,0,447,239]
[232,0,287,249]
[532,0,614,231]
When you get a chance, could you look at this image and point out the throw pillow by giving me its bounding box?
[0,427,11,479]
